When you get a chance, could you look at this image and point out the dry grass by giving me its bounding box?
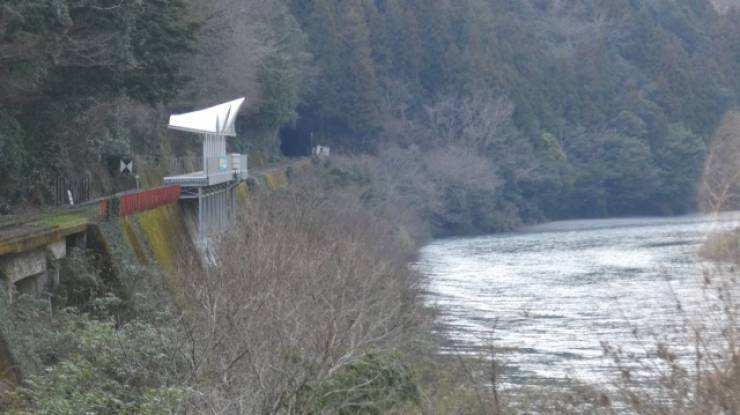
[173,171,422,413]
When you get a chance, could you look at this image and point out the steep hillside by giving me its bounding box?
[2,0,738,232]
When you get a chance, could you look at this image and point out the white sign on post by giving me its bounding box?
[120,159,133,174]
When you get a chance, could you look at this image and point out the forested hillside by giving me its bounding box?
[2,0,740,233]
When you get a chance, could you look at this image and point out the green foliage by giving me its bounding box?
[435,186,518,235]
[57,247,110,310]
[654,123,707,213]
[286,0,736,220]
[0,111,24,206]
[7,312,188,415]
[326,165,369,188]
[0,0,196,205]
[309,353,419,414]
[290,0,381,137]
[255,56,299,129]
[123,0,198,104]
[563,131,662,217]
[601,134,661,215]
[3,0,736,220]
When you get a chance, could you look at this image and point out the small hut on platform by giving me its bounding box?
[164,98,247,240]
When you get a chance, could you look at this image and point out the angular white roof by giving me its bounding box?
[168,97,245,137]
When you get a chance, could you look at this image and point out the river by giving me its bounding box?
[415,213,740,388]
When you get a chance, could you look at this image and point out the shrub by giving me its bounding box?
[6,312,189,415]
[307,353,419,414]
[179,171,421,413]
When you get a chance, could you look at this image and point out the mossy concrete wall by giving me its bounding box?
[118,203,196,307]
[236,182,250,207]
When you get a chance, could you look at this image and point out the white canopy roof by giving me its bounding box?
[168,97,245,137]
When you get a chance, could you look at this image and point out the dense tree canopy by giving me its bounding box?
[285,0,740,221]
[2,0,739,227]
[0,0,196,205]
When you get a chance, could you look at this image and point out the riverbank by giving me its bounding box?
[1,159,501,414]
[4,157,740,414]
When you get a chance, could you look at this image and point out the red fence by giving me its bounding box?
[98,199,109,222]
[117,185,181,217]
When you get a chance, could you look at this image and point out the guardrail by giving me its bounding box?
[89,185,182,221]
[118,185,181,217]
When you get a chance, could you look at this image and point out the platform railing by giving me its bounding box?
[162,153,248,187]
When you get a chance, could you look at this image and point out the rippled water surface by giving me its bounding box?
[416,214,740,386]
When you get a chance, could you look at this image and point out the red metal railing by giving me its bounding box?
[118,185,181,217]
[98,199,109,222]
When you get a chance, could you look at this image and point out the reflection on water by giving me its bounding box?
[415,213,740,387]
